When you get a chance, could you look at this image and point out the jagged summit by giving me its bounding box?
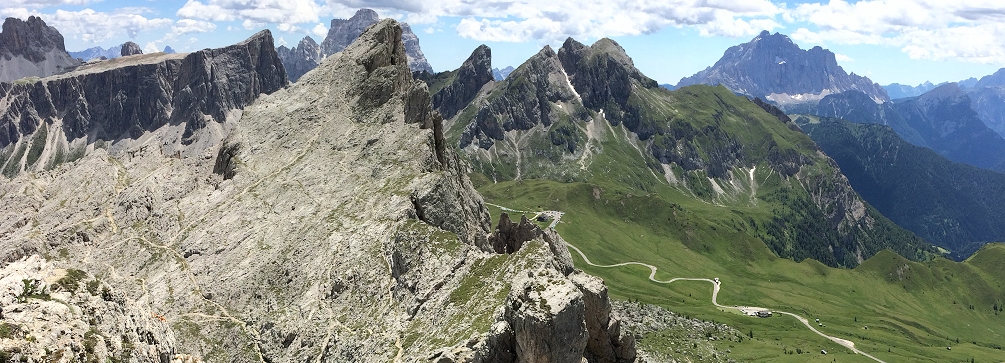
[677,30,888,107]
[0,16,79,82]
[279,8,432,82]
[276,35,321,82]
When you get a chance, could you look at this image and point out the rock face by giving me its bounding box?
[163,46,176,54]
[0,30,287,177]
[677,31,888,107]
[319,9,432,73]
[120,41,143,56]
[0,18,633,362]
[430,44,494,119]
[0,16,79,82]
[277,36,321,82]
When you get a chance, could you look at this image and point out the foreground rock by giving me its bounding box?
[0,19,633,362]
[0,255,180,363]
[120,41,143,56]
[0,16,79,82]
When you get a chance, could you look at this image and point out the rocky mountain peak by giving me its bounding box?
[677,30,889,107]
[282,8,432,82]
[0,16,79,82]
[0,16,67,61]
[428,44,494,119]
[120,41,142,56]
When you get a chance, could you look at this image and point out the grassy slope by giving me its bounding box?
[468,86,1005,360]
[476,178,1005,362]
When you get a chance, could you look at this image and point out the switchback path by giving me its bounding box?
[565,242,886,363]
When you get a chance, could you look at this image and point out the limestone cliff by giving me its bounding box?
[0,30,287,177]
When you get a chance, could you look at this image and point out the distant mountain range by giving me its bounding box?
[677,30,888,107]
[884,81,937,99]
[69,44,175,61]
[799,117,1005,258]
[492,66,514,80]
[276,9,432,82]
[812,86,1005,172]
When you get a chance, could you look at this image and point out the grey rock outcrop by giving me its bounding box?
[0,29,287,177]
[277,36,321,82]
[0,18,633,362]
[163,46,176,54]
[120,41,143,56]
[0,255,180,363]
[459,45,587,150]
[677,30,889,106]
[0,16,79,82]
[432,44,495,119]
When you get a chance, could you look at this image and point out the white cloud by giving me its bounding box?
[790,0,1005,64]
[443,0,784,43]
[2,8,173,43]
[3,0,95,6]
[834,53,853,62]
[311,23,327,37]
[178,0,321,30]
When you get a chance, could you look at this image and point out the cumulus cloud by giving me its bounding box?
[311,23,327,37]
[3,0,95,6]
[790,0,1005,64]
[834,53,853,62]
[178,0,321,30]
[1,8,173,43]
[445,0,783,43]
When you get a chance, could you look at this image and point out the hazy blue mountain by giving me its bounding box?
[678,30,888,107]
[884,81,936,99]
[811,86,1005,172]
[492,66,514,80]
[800,117,1005,258]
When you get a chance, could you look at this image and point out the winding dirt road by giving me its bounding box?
[565,243,886,363]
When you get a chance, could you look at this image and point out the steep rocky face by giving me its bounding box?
[0,16,79,82]
[319,8,432,73]
[463,45,585,148]
[677,31,888,106]
[813,86,1005,171]
[164,46,176,54]
[426,44,494,119]
[0,30,287,177]
[277,35,321,82]
[120,41,142,56]
[0,18,633,362]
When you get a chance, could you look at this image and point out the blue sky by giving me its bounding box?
[3,1,1003,86]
